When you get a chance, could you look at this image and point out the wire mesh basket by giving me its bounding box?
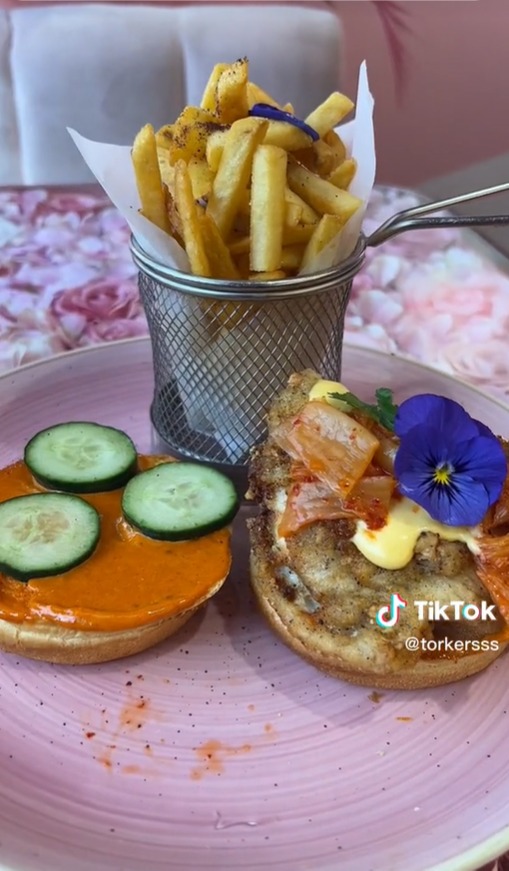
[131,237,365,480]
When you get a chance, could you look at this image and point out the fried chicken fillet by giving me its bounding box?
[247,371,509,690]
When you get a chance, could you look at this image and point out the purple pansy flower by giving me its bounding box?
[393,394,507,527]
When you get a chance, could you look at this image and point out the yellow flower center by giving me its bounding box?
[433,464,452,486]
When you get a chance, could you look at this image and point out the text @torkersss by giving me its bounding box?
[404,637,500,653]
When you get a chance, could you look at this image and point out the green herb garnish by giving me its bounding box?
[329,388,398,431]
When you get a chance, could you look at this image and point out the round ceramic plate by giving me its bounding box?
[1,337,509,871]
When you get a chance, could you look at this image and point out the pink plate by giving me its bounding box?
[2,337,509,871]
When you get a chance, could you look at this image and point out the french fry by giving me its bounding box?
[164,184,183,246]
[249,270,286,281]
[200,63,229,112]
[155,124,173,151]
[328,158,357,190]
[247,81,280,109]
[132,124,170,233]
[228,235,250,256]
[174,160,211,277]
[198,212,240,280]
[205,299,256,332]
[323,129,347,165]
[231,212,250,237]
[314,140,340,176]
[233,252,251,279]
[300,214,345,271]
[199,213,256,330]
[305,92,354,138]
[284,188,319,226]
[237,189,251,217]
[287,161,362,222]
[198,212,247,335]
[133,62,363,281]
[187,157,214,200]
[157,147,175,192]
[198,215,250,330]
[206,129,228,172]
[281,245,306,272]
[282,223,316,246]
[206,117,268,239]
[250,144,288,272]
[169,106,223,165]
[214,57,249,124]
[284,200,302,229]
[318,141,339,176]
[263,121,313,151]
[292,140,337,177]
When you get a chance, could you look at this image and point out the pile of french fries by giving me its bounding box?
[131,58,362,281]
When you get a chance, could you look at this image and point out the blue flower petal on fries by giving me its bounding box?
[248,103,319,141]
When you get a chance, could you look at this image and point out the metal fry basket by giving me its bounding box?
[131,181,509,488]
[131,237,365,484]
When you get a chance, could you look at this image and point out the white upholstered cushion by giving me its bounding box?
[0,11,21,185]
[10,5,185,185]
[6,4,342,185]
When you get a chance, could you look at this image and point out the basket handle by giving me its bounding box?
[365,181,509,248]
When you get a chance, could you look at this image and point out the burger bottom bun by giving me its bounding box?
[0,575,228,666]
[249,543,507,691]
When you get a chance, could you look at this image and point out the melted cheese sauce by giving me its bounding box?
[308,379,480,569]
[353,499,480,569]
[308,379,350,409]
[0,457,231,631]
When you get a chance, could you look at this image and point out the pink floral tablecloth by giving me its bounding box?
[1,184,509,871]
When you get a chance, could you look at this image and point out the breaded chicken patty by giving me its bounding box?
[248,371,507,689]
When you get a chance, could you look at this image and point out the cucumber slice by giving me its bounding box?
[24,422,137,493]
[0,493,100,582]
[122,462,239,541]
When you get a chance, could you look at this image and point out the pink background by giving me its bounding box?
[1,0,508,188]
[336,0,509,187]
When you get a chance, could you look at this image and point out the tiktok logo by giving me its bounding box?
[376,593,408,628]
